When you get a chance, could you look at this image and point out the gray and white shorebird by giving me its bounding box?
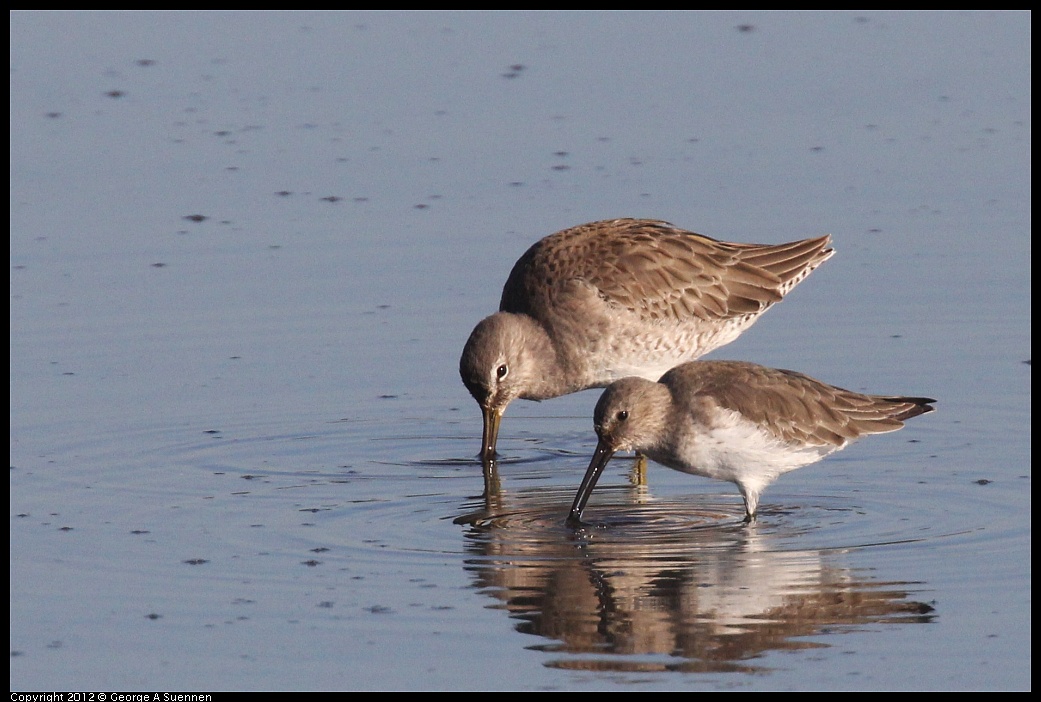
[459,219,835,459]
[568,360,936,523]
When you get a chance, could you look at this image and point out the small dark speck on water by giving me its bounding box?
[736,24,755,33]
[379,394,399,399]
[151,262,167,268]
[105,90,126,98]
[366,605,393,614]
[501,64,526,78]
[145,613,162,620]
[321,196,342,202]
[135,59,156,67]
[183,559,209,565]
[45,112,62,119]
[975,479,993,485]
[302,560,322,567]
[183,214,207,222]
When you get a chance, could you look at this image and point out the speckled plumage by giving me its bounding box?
[460,219,835,458]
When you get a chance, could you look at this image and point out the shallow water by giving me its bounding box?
[10,11,1030,691]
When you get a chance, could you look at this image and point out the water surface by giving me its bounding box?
[10,10,1030,691]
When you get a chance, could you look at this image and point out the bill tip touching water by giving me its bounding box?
[459,218,834,459]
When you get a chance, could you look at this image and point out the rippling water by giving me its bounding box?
[11,10,1029,691]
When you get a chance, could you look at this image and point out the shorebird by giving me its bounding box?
[567,360,935,523]
[459,218,835,459]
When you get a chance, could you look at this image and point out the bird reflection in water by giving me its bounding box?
[456,468,934,674]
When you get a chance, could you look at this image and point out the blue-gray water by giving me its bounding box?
[10,11,1030,691]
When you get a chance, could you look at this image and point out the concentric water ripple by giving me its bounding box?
[8,410,995,676]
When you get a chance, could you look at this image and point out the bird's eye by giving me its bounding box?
[496,364,509,380]
[616,410,629,422]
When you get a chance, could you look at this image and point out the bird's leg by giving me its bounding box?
[628,452,648,486]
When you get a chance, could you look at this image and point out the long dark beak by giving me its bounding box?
[479,405,502,460]
[567,439,616,524]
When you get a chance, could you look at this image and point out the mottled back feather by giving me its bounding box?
[661,361,936,448]
[499,219,833,325]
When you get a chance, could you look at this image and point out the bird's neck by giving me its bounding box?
[508,314,575,401]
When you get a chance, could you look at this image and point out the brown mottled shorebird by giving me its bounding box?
[459,218,835,459]
[567,360,935,523]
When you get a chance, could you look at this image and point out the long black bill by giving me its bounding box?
[479,405,502,460]
[567,440,616,524]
